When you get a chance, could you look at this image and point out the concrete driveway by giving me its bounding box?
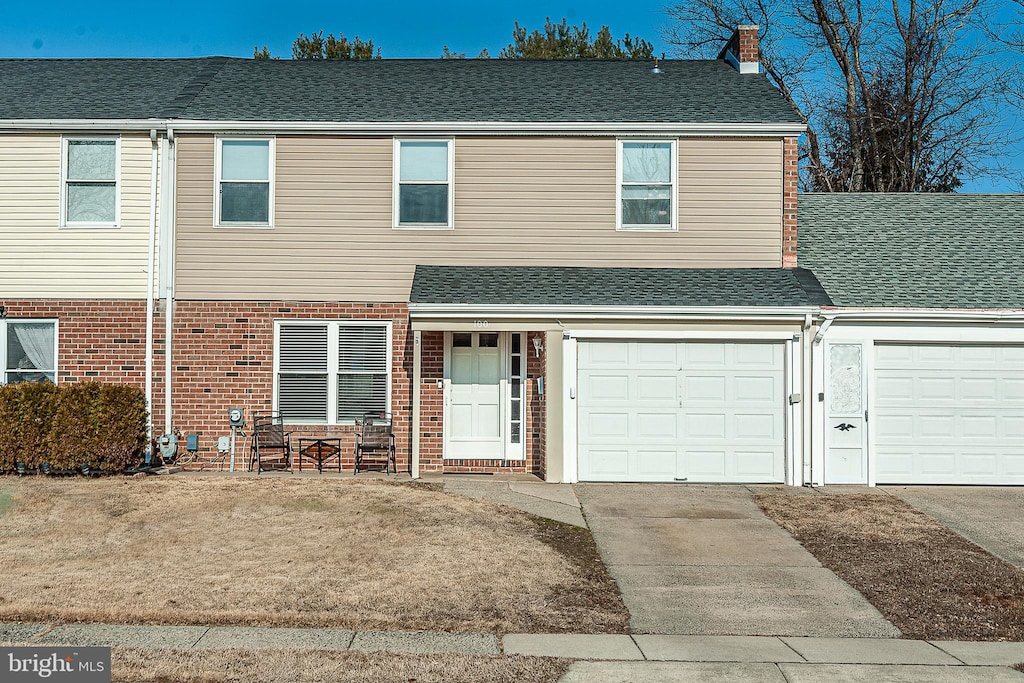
[575,483,900,638]
[884,486,1024,568]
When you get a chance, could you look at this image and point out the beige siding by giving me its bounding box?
[175,135,783,301]
[0,133,159,298]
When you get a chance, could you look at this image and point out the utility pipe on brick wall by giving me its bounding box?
[145,130,157,446]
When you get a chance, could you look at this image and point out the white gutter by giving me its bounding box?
[816,308,1024,324]
[145,129,158,446]
[410,303,818,322]
[161,120,808,137]
[802,312,813,485]
[0,119,168,131]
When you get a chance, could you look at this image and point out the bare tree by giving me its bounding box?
[664,0,1013,191]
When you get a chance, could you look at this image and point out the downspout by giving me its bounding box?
[163,127,176,435]
[145,129,158,446]
[802,312,813,485]
[411,330,422,479]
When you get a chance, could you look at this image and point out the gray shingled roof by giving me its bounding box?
[411,266,832,307]
[0,58,802,125]
[0,58,222,119]
[799,193,1024,308]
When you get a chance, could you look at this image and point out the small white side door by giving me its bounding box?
[825,342,868,484]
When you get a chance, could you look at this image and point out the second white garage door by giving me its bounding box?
[874,344,1024,484]
[577,341,786,483]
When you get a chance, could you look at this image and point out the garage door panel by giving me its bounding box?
[686,376,726,401]
[875,343,1024,484]
[637,412,677,439]
[579,341,785,483]
[637,375,677,401]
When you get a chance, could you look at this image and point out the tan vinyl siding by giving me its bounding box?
[0,133,159,298]
[174,135,783,301]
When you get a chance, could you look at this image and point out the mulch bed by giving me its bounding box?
[756,493,1024,641]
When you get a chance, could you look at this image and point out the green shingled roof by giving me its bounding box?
[0,58,802,125]
[411,266,832,307]
[798,193,1024,308]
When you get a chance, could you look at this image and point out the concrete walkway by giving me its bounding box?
[434,474,587,527]
[4,623,1023,682]
[576,483,900,637]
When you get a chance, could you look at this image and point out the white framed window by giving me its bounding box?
[274,320,391,424]
[216,137,275,227]
[2,319,58,384]
[393,138,454,228]
[60,136,120,228]
[616,139,678,231]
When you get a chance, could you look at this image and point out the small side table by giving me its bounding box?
[298,438,343,474]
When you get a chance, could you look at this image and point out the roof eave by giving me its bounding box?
[409,303,820,322]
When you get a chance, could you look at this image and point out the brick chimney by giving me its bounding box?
[718,25,760,74]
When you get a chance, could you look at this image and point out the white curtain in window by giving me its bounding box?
[12,323,54,370]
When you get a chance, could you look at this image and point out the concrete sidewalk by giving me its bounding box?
[4,624,1024,681]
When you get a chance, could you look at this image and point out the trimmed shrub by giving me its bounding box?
[0,381,147,473]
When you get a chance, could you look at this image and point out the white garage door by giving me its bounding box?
[875,344,1024,484]
[577,341,786,483]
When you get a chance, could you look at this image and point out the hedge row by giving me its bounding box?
[0,381,148,473]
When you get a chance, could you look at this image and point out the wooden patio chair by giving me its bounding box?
[249,412,293,473]
[354,412,396,475]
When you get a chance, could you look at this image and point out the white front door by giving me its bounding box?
[824,342,868,484]
[446,332,503,458]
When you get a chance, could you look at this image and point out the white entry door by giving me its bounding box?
[824,342,868,484]
[446,332,502,458]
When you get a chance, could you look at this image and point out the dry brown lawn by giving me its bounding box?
[757,492,1024,640]
[0,476,628,633]
[110,649,570,683]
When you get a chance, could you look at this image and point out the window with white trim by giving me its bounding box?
[275,321,391,424]
[393,139,453,228]
[2,320,57,384]
[61,136,120,228]
[617,140,677,231]
[216,137,274,227]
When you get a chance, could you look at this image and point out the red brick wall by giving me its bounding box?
[419,331,445,471]
[783,136,799,268]
[166,301,410,471]
[2,299,151,388]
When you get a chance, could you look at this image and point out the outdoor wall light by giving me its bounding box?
[532,337,544,357]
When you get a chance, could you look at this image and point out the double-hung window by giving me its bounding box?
[2,320,57,384]
[617,140,677,231]
[394,139,453,228]
[275,321,391,424]
[216,137,274,227]
[61,136,120,228]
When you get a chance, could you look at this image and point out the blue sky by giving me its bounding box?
[2,1,1018,191]
[0,1,673,59]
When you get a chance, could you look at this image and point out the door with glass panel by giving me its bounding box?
[825,342,868,484]
[445,332,525,460]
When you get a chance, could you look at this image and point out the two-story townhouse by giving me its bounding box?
[2,29,839,485]
[152,27,831,484]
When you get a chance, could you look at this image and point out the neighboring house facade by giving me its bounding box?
[800,193,1024,486]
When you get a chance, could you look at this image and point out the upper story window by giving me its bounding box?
[61,136,120,228]
[394,139,453,229]
[617,140,677,231]
[216,137,274,227]
[3,320,57,384]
